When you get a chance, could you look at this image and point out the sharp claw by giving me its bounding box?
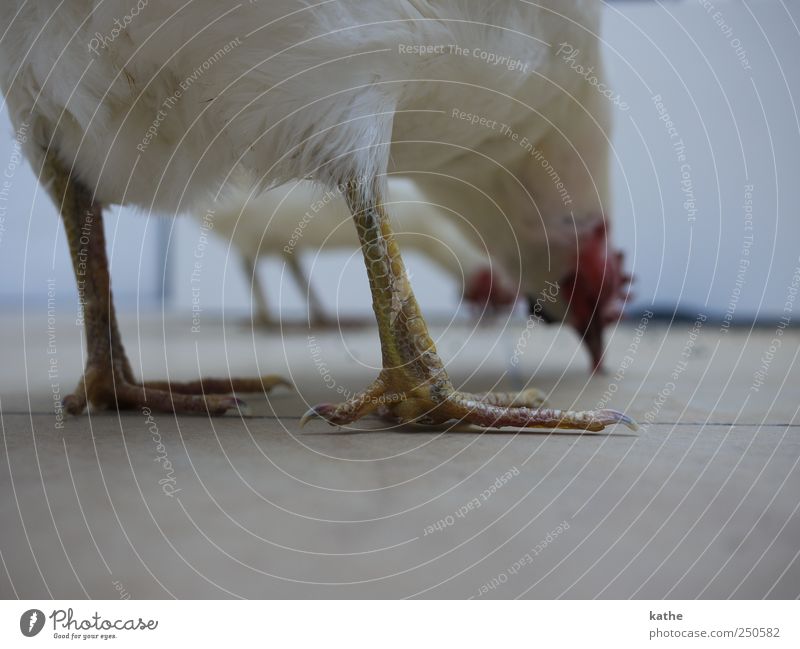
[300,403,332,427]
[598,409,638,432]
[299,408,317,428]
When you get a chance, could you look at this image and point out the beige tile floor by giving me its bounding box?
[0,311,798,599]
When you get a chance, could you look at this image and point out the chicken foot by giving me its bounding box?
[42,150,288,416]
[302,179,635,432]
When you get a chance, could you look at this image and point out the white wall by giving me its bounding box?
[605,0,800,320]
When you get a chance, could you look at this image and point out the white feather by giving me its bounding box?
[0,0,610,301]
[205,176,501,285]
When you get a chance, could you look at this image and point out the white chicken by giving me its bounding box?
[200,176,517,326]
[0,0,633,430]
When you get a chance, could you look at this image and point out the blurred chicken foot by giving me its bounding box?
[41,150,288,416]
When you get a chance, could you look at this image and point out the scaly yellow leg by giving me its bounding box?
[302,179,636,432]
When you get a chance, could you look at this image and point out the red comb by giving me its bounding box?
[563,219,632,371]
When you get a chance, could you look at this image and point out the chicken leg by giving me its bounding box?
[41,149,288,416]
[303,179,635,432]
[282,252,332,326]
[242,254,273,326]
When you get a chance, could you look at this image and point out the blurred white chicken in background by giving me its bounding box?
[201,176,517,326]
[0,0,633,430]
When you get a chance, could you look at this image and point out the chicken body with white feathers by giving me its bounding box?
[201,177,517,325]
[0,1,634,430]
